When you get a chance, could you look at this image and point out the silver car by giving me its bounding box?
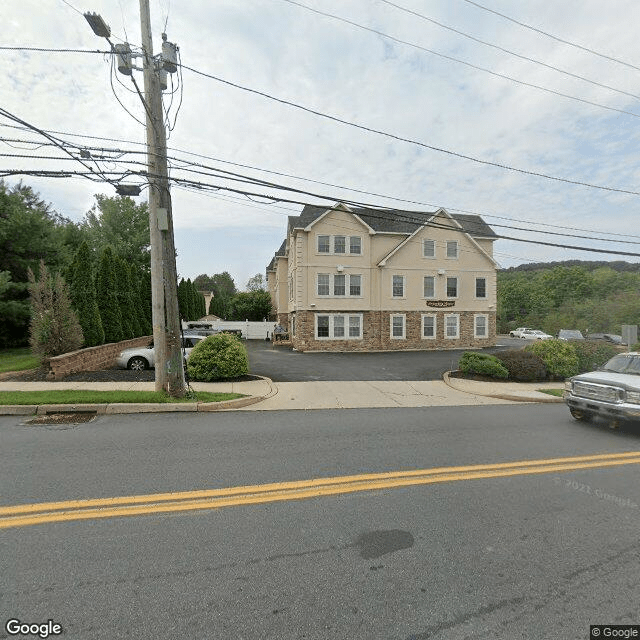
[564,352,640,426]
[116,335,205,370]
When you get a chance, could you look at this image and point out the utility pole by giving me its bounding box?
[138,0,185,397]
[85,4,185,397]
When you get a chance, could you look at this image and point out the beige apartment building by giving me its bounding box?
[266,203,498,352]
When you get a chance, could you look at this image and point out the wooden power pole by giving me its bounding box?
[139,0,186,397]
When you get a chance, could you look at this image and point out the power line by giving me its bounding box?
[277,0,640,119]
[461,0,640,73]
[179,62,640,197]
[380,0,640,102]
[0,46,111,54]
[3,124,640,243]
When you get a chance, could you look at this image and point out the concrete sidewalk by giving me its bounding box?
[0,374,563,414]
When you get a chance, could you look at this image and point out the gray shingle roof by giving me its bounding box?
[288,205,497,238]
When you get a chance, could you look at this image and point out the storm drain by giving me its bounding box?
[26,412,97,426]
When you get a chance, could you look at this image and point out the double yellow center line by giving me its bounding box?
[2,451,640,529]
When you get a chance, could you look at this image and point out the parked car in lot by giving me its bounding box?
[116,334,205,370]
[520,329,553,340]
[509,327,532,338]
[586,333,624,345]
[557,329,584,340]
[564,352,640,426]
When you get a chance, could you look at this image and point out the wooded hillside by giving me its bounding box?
[497,261,640,335]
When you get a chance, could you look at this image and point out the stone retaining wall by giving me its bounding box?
[46,336,153,380]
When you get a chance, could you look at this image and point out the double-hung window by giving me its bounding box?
[423,276,435,298]
[317,274,330,296]
[474,314,488,338]
[392,275,405,297]
[315,314,363,339]
[423,239,435,258]
[422,314,436,339]
[350,236,362,254]
[475,277,487,298]
[334,236,346,254]
[391,314,405,339]
[446,241,458,259]
[350,275,361,296]
[333,274,346,296]
[317,235,330,253]
[446,276,458,298]
[445,314,459,339]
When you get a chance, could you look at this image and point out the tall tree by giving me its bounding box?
[81,195,150,273]
[229,290,272,321]
[246,273,266,291]
[95,247,123,343]
[115,256,139,339]
[28,260,83,358]
[69,242,104,347]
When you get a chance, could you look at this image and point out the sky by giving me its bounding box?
[2,0,640,289]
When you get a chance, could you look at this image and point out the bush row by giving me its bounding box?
[459,339,622,381]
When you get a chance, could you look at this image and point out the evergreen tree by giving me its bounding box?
[96,247,123,343]
[69,242,104,347]
[177,278,188,320]
[114,256,137,339]
[28,260,84,358]
[129,264,147,337]
[140,270,152,333]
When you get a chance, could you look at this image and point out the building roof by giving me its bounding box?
[266,239,287,273]
[288,205,497,238]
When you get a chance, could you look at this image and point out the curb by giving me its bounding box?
[442,371,564,403]
[0,376,278,416]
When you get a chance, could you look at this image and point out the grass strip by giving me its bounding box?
[0,390,244,405]
[538,388,563,397]
[0,349,40,374]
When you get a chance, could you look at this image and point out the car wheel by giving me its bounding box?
[128,356,148,371]
[569,408,593,422]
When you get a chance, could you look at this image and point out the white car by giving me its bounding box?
[520,329,553,340]
[116,335,205,370]
[509,327,532,338]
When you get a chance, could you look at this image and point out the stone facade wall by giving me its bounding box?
[290,310,495,352]
[46,336,153,380]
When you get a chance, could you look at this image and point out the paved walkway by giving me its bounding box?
[0,375,564,414]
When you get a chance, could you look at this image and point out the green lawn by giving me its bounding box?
[0,348,40,374]
[0,390,244,406]
[538,388,564,397]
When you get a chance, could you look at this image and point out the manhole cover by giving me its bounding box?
[27,412,96,425]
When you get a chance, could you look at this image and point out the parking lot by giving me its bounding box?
[245,337,521,382]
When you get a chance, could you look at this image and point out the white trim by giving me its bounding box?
[391,313,406,339]
[423,275,436,299]
[474,313,489,338]
[421,313,437,339]
[316,233,363,256]
[316,273,363,298]
[391,274,405,298]
[446,276,458,299]
[445,313,460,339]
[304,203,353,231]
[314,313,363,340]
[474,276,487,299]
[422,238,436,259]
[446,240,459,259]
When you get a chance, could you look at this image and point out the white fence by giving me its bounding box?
[183,320,276,339]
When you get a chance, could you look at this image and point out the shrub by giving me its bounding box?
[631,342,640,352]
[458,352,508,379]
[572,340,619,373]
[524,339,578,379]
[187,333,249,381]
[494,349,547,381]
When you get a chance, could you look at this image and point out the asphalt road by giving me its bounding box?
[2,405,640,639]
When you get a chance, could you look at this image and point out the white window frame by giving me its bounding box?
[317,235,330,254]
[474,314,488,338]
[349,274,362,297]
[333,274,346,296]
[421,314,436,339]
[317,273,330,297]
[423,275,435,299]
[392,275,405,298]
[423,239,435,258]
[446,241,459,259]
[316,234,363,255]
[446,276,458,299]
[445,313,459,339]
[475,277,487,299]
[315,313,363,340]
[391,314,406,339]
